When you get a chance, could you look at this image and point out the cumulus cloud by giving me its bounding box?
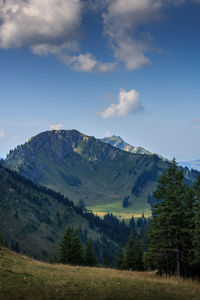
[0,129,5,138]
[0,0,82,49]
[0,0,116,72]
[102,0,162,71]
[50,124,64,131]
[97,89,143,119]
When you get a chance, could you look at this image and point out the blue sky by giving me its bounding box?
[0,0,200,161]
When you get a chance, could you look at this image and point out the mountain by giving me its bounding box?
[5,130,198,217]
[179,159,200,171]
[101,136,151,155]
[0,162,129,262]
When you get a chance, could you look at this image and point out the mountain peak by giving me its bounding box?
[101,135,151,155]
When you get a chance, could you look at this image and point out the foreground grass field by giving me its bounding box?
[1,247,200,300]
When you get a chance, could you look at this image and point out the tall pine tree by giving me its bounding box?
[193,175,200,271]
[147,159,194,276]
[114,243,124,270]
[59,226,74,264]
[84,239,98,267]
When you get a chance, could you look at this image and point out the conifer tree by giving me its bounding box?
[147,159,194,276]
[133,235,144,271]
[0,233,3,247]
[124,230,135,270]
[59,226,73,264]
[115,243,124,270]
[129,216,135,229]
[71,229,84,265]
[193,175,200,269]
[59,227,84,265]
[84,239,98,267]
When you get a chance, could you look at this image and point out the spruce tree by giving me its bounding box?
[71,229,84,265]
[59,226,73,264]
[124,230,135,270]
[147,159,194,276]
[193,175,200,270]
[84,239,98,267]
[133,235,144,271]
[115,243,124,270]
[129,216,135,229]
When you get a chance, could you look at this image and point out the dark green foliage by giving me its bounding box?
[59,227,83,265]
[11,241,20,253]
[114,243,124,270]
[122,196,130,208]
[132,168,158,197]
[124,230,144,271]
[84,239,98,267]
[59,172,81,186]
[71,230,84,265]
[129,216,135,228]
[193,176,200,268]
[147,159,197,277]
[124,230,135,270]
[0,233,4,247]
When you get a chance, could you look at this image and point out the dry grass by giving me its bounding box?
[0,247,200,300]
[93,212,151,220]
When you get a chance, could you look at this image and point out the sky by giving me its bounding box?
[0,0,200,161]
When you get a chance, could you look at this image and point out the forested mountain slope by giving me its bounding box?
[0,163,130,262]
[5,130,198,215]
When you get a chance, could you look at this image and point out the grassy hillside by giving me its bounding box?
[1,247,200,300]
[0,163,120,262]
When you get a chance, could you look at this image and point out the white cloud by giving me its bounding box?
[0,0,200,72]
[97,89,143,119]
[60,52,116,72]
[50,124,64,131]
[0,129,5,138]
[0,0,82,49]
[102,0,162,71]
[0,0,115,73]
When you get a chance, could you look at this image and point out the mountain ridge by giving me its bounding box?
[5,129,198,216]
[100,135,152,155]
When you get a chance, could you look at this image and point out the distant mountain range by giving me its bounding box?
[179,159,200,171]
[4,130,198,217]
[101,136,151,155]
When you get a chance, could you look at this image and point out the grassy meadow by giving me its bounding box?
[89,200,152,220]
[1,247,200,300]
